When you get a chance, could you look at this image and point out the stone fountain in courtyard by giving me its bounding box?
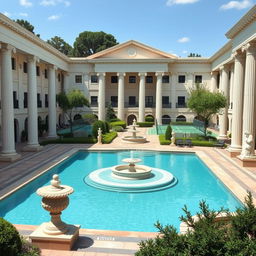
[122,119,147,143]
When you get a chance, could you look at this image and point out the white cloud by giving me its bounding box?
[19,0,33,7]
[19,12,28,17]
[166,0,199,6]
[40,0,71,7]
[182,50,188,54]
[48,14,60,20]
[3,11,11,17]
[220,0,253,10]
[178,37,190,43]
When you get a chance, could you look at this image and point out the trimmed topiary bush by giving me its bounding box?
[145,116,154,122]
[137,122,154,127]
[0,218,22,256]
[159,134,171,145]
[102,131,117,144]
[92,120,106,137]
[112,125,124,132]
[110,121,126,129]
[165,125,172,140]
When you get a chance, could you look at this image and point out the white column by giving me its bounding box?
[117,72,125,120]
[171,73,177,110]
[0,44,20,161]
[229,65,234,109]
[83,72,89,98]
[240,43,256,159]
[229,52,245,152]
[138,73,147,122]
[63,72,69,92]
[218,65,229,139]
[48,65,57,138]
[210,72,218,92]
[23,56,41,151]
[97,72,106,121]
[155,72,164,125]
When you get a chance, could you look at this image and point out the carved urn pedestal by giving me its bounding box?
[29,174,80,250]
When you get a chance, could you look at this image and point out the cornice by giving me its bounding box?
[226,5,256,39]
[0,13,70,63]
[209,41,232,62]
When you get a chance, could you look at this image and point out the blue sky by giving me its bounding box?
[1,0,255,57]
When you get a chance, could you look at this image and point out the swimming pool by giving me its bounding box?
[0,151,241,232]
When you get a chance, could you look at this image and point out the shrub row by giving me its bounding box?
[92,120,110,137]
[137,122,154,127]
[111,125,124,132]
[175,137,216,147]
[159,134,171,145]
[40,137,97,145]
[170,122,193,126]
[110,121,126,129]
[102,131,117,144]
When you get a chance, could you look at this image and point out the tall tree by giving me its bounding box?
[73,31,118,57]
[14,19,40,37]
[187,84,227,137]
[47,36,73,56]
[56,90,89,134]
[188,53,201,57]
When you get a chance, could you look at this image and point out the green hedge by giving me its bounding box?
[170,122,193,126]
[137,122,154,127]
[175,137,216,147]
[102,131,117,144]
[110,121,126,129]
[40,137,97,145]
[111,126,124,132]
[159,134,171,145]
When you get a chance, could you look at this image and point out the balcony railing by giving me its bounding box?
[162,103,172,108]
[124,102,139,108]
[90,102,98,107]
[176,103,187,108]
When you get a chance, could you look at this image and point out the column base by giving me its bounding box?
[226,146,242,158]
[236,155,256,167]
[30,223,80,250]
[0,152,21,162]
[22,144,43,152]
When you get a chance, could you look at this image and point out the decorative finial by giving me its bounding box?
[51,174,61,188]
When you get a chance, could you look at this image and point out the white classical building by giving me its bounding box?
[0,5,256,164]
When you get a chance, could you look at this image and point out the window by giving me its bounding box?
[75,75,82,83]
[146,76,153,83]
[111,96,118,107]
[111,76,118,83]
[44,69,48,79]
[91,96,98,106]
[91,75,98,83]
[23,62,27,73]
[129,96,136,106]
[162,75,169,83]
[58,73,61,82]
[13,91,19,109]
[177,96,186,108]
[45,94,48,108]
[129,76,136,83]
[24,92,28,108]
[178,75,185,83]
[162,96,169,104]
[36,66,40,76]
[145,96,153,107]
[37,93,42,108]
[11,58,16,70]
[195,75,202,83]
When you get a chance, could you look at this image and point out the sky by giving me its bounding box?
[0,0,255,57]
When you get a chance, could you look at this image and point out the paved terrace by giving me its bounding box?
[0,127,256,255]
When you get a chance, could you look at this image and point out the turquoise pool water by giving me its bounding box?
[57,124,92,135]
[0,151,241,232]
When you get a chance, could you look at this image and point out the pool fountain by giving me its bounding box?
[84,151,177,192]
[122,119,147,143]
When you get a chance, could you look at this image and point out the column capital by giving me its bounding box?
[231,50,245,62]
[117,72,126,77]
[48,64,58,71]
[0,43,16,54]
[97,72,106,77]
[242,42,256,55]
[27,55,39,63]
[211,71,218,76]
[138,72,147,77]
[155,72,164,77]
[219,65,229,72]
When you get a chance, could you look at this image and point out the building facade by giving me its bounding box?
[0,5,256,163]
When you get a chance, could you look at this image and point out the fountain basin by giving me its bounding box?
[122,136,147,143]
[112,165,152,179]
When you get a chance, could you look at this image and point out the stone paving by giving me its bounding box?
[0,127,256,255]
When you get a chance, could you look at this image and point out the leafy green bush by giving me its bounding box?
[159,134,171,145]
[102,132,117,144]
[57,132,73,138]
[165,125,172,140]
[40,137,97,145]
[92,120,107,137]
[175,137,216,147]
[0,218,22,256]
[110,118,121,122]
[170,122,193,126]
[104,121,110,133]
[82,113,98,124]
[137,122,154,127]
[110,121,126,129]
[112,126,124,132]
[136,193,256,256]
[145,116,154,122]
[18,238,40,256]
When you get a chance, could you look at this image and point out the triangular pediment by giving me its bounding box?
[86,40,177,59]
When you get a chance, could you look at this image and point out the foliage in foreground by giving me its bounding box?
[165,125,172,140]
[102,131,117,144]
[159,134,171,145]
[136,193,256,256]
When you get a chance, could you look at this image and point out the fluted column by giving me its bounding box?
[210,72,218,92]
[155,72,164,125]
[138,73,146,122]
[229,65,234,109]
[48,65,57,138]
[171,73,177,110]
[0,44,21,161]
[117,72,126,120]
[229,52,245,152]
[218,65,229,139]
[23,56,42,151]
[97,72,106,121]
[239,43,256,159]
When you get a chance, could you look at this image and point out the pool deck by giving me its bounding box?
[0,127,256,255]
